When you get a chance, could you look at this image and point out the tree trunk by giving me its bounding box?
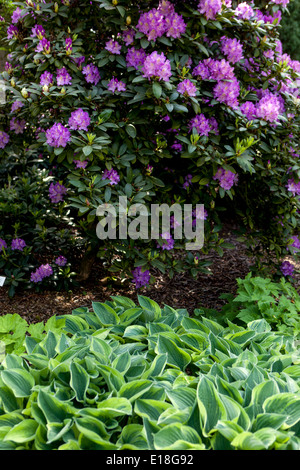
[76,243,99,282]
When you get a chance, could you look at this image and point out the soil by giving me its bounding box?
[0,223,299,324]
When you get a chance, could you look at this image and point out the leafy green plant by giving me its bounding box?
[0,294,299,450]
[199,274,300,339]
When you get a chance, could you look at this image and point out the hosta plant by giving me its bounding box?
[0,294,299,450]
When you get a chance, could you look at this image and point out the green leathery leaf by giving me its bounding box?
[155,335,191,370]
[138,295,161,322]
[197,376,227,437]
[153,423,202,450]
[263,393,300,427]
[92,302,120,326]
[1,369,35,398]
[3,419,38,443]
[118,379,152,402]
[134,399,172,422]
[70,361,90,402]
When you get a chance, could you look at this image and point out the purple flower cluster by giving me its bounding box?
[46,123,71,148]
[11,7,27,24]
[57,67,72,86]
[82,64,100,85]
[255,92,281,123]
[7,25,18,39]
[157,232,175,250]
[280,261,294,277]
[107,77,126,93]
[74,160,88,169]
[0,131,10,149]
[177,79,197,97]
[105,39,122,55]
[11,238,26,251]
[189,114,218,136]
[122,29,135,46]
[49,182,68,203]
[142,51,172,82]
[234,2,254,20]
[40,71,53,87]
[132,266,151,289]
[198,0,222,20]
[287,179,300,196]
[220,36,244,64]
[68,108,90,131]
[240,101,257,120]
[55,255,67,266]
[137,3,186,42]
[30,264,53,283]
[126,47,147,70]
[102,168,120,185]
[11,100,24,113]
[183,174,193,189]
[213,77,240,109]
[10,118,25,134]
[213,168,238,190]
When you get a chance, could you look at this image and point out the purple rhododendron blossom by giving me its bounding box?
[220,36,244,64]
[280,260,294,277]
[198,0,222,20]
[240,101,257,120]
[11,100,24,113]
[234,2,254,20]
[49,182,68,203]
[177,79,197,97]
[0,131,10,149]
[142,51,172,81]
[126,47,147,69]
[102,168,120,185]
[122,29,135,46]
[132,266,151,288]
[56,67,72,86]
[68,108,90,131]
[7,25,18,39]
[46,123,71,148]
[287,178,300,196]
[40,71,53,86]
[107,77,126,93]
[105,39,122,55]
[11,238,26,251]
[82,64,100,85]
[30,264,53,283]
[213,77,240,108]
[213,168,238,190]
[74,160,88,169]
[55,255,67,266]
[256,92,281,122]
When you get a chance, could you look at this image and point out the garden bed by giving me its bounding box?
[1,223,298,324]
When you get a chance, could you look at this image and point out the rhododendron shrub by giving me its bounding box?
[0,0,300,290]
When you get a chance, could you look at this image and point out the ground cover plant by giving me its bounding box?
[0,0,299,296]
[0,288,300,450]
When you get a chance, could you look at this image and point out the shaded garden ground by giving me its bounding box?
[1,222,299,325]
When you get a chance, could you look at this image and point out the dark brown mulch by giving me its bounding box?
[0,224,298,324]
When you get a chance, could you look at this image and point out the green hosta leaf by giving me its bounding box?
[75,416,111,446]
[80,397,132,419]
[155,335,191,370]
[153,423,203,450]
[166,387,197,410]
[197,376,227,437]
[158,408,192,426]
[92,302,120,326]
[117,424,148,450]
[118,379,152,402]
[252,413,287,431]
[3,419,38,443]
[215,420,244,443]
[142,354,168,380]
[63,315,90,334]
[230,431,269,450]
[0,386,20,413]
[112,351,131,374]
[134,399,172,422]
[138,296,161,322]
[46,419,73,444]
[37,390,76,424]
[119,308,143,326]
[70,361,90,402]
[1,369,35,398]
[263,393,300,427]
